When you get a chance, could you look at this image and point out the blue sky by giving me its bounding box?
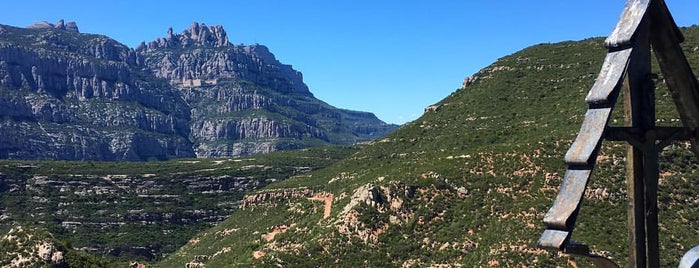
[4,1,699,124]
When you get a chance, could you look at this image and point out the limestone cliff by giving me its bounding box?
[0,21,398,160]
[0,22,193,161]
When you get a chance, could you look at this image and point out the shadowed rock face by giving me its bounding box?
[0,21,398,160]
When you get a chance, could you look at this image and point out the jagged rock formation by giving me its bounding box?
[140,22,229,50]
[136,22,305,95]
[137,22,397,157]
[27,19,79,33]
[0,21,398,160]
[137,22,311,97]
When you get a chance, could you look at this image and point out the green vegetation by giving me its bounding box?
[0,145,359,263]
[158,27,699,267]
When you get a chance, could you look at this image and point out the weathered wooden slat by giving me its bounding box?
[538,229,570,250]
[649,0,699,158]
[605,0,651,49]
[651,0,684,43]
[543,168,593,230]
[585,49,632,104]
[564,108,612,165]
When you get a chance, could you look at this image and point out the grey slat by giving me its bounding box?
[565,108,612,165]
[585,48,632,104]
[538,229,570,250]
[543,168,593,230]
[605,0,651,49]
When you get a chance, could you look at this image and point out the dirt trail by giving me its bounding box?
[262,225,291,241]
[253,193,334,260]
[308,193,333,219]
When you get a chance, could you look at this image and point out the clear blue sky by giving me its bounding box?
[3,1,699,124]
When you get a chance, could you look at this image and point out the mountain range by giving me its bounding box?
[0,21,697,267]
[0,20,397,161]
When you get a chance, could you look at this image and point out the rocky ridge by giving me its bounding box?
[138,22,311,96]
[139,22,229,50]
[0,21,398,160]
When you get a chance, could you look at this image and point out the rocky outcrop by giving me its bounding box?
[461,75,479,89]
[27,19,79,33]
[1,226,66,267]
[138,23,311,96]
[141,22,229,50]
[138,23,397,157]
[336,183,417,243]
[241,187,315,208]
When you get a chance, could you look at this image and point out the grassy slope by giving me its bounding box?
[159,27,699,267]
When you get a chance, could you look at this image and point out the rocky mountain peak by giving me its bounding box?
[141,22,230,50]
[137,23,313,96]
[27,19,79,33]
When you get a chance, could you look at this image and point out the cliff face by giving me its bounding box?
[0,22,194,161]
[0,21,398,160]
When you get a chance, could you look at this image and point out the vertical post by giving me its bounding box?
[623,17,659,267]
[643,133,660,268]
[623,56,647,268]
